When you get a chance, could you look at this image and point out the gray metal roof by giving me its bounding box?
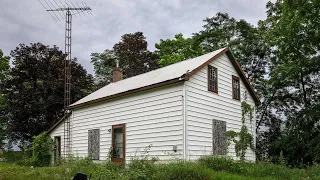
[70,48,227,107]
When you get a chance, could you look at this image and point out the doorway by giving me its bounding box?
[111,124,125,164]
[54,136,61,165]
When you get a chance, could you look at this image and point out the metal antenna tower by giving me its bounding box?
[38,0,92,157]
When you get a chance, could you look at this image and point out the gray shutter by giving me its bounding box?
[212,120,227,155]
[88,129,100,160]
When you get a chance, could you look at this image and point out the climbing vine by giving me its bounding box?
[226,101,254,161]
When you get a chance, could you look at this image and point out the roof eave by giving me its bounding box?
[68,75,188,110]
[226,50,261,106]
[48,112,72,134]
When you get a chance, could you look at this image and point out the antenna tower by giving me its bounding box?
[38,0,92,157]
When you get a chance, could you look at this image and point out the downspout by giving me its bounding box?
[181,72,189,161]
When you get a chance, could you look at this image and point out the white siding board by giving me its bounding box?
[68,84,183,162]
[186,53,256,161]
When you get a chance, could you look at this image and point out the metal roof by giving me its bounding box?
[70,48,227,108]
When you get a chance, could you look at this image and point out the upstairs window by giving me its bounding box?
[208,65,218,93]
[232,76,240,100]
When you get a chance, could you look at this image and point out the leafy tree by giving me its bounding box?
[0,49,10,149]
[91,32,158,85]
[155,33,204,67]
[194,12,271,88]
[262,0,320,166]
[6,43,94,143]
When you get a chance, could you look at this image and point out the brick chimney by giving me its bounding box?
[112,60,123,83]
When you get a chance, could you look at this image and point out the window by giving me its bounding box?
[208,65,218,93]
[232,76,240,100]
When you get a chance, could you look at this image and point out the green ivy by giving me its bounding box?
[227,101,254,161]
[27,132,54,167]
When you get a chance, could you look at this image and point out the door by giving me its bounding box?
[111,124,126,164]
[54,136,61,165]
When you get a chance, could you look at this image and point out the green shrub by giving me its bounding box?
[0,151,31,164]
[244,162,307,179]
[28,132,54,167]
[198,156,247,174]
[306,164,320,179]
[151,162,215,180]
[125,158,158,180]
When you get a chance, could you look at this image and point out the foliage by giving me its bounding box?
[0,49,10,149]
[151,162,215,180]
[27,132,53,167]
[259,0,320,167]
[199,156,309,179]
[194,12,271,88]
[198,156,246,174]
[227,102,254,161]
[155,33,204,67]
[0,151,31,164]
[91,32,158,86]
[5,43,94,143]
[1,157,320,180]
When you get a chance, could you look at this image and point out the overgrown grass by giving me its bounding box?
[198,155,320,179]
[0,156,320,180]
[0,151,31,164]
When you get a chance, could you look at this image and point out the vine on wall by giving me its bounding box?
[226,101,254,161]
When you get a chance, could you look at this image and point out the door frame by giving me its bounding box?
[111,123,126,164]
[54,136,61,165]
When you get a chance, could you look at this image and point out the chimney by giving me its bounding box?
[112,60,123,83]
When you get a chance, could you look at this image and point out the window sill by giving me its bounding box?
[208,89,218,94]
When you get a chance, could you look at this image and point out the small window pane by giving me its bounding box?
[232,77,240,100]
[208,66,218,92]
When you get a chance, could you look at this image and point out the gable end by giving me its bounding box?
[188,48,260,105]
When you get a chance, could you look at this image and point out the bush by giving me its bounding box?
[245,163,307,179]
[198,156,247,174]
[307,164,320,179]
[0,151,31,163]
[28,132,54,167]
[151,162,215,180]
[124,157,158,180]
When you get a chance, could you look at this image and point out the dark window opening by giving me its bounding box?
[208,65,218,93]
[232,76,240,100]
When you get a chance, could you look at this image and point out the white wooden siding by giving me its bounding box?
[51,83,184,162]
[185,53,256,161]
[50,115,73,158]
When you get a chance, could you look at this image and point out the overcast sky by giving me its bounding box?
[0,0,271,75]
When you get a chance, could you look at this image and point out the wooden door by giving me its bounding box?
[54,136,61,165]
[111,124,125,164]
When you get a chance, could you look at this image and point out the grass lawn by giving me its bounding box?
[0,158,320,180]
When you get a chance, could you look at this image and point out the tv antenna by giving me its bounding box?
[38,0,92,157]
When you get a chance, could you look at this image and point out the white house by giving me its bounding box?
[49,47,260,164]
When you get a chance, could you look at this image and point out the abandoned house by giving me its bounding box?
[48,47,260,164]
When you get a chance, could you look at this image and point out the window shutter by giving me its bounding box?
[212,120,227,155]
[88,129,100,160]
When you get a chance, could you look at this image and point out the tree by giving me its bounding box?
[194,12,271,88]
[155,33,204,67]
[262,0,320,166]
[91,32,158,85]
[6,43,94,143]
[0,49,10,149]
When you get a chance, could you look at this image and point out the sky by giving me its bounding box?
[0,0,272,75]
